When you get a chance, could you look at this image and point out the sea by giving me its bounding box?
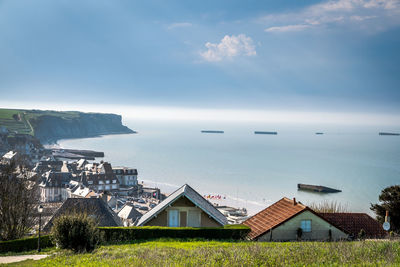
[57,119,400,216]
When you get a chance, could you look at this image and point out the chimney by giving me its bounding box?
[293,197,297,205]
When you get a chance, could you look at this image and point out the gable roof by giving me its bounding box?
[243,197,308,240]
[43,198,122,232]
[318,213,386,238]
[136,184,228,226]
[118,204,142,221]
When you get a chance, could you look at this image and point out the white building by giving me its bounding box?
[39,171,73,202]
[112,166,138,187]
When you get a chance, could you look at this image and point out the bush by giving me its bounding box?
[0,235,53,253]
[99,225,251,244]
[50,213,100,253]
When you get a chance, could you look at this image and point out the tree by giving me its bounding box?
[0,161,38,240]
[308,200,348,213]
[371,185,400,233]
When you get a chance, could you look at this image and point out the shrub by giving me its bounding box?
[99,225,251,244]
[296,228,303,240]
[50,213,100,253]
[0,235,53,253]
[358,229,366,240]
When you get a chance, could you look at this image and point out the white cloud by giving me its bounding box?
[265,24,312,32]
[167,22,192,30]
[200,34,256,62]
[261,0,400,33]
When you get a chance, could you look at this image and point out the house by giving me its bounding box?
[2,151,18,163]
[79,161,120,192]
[136,184,228,227]
[318,213,386,239]
[118,203,142,226]
[112,166,138,186]
[39,171,73,202]
[43,198,122,232]
[85,172,120,192]
[243,197,348,241]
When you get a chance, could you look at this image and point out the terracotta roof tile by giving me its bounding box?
[319,213,386,238]
[243,197,307,239]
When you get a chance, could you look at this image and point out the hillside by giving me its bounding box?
[6,240,400,266]
[0,109,135,143]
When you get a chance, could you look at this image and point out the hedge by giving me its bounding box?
[99,225,251,243]
[0,235,53,253]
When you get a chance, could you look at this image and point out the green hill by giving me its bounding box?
[0,109,134,143]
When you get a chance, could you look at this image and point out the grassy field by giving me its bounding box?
[0,109,80,136]
[4,239,400,266]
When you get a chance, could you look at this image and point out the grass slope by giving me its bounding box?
[5,240,400,266]
[0,109,80,136]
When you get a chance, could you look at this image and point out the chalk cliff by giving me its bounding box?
[29,112,135,143]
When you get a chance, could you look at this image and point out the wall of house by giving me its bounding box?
[257,210,348,241]
[144,196,221,227]
[40,187,68,202]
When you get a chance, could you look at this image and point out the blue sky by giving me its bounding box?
[0,0,400,118]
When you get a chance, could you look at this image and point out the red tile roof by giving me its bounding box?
[318,213,386,238]
[243,197,308,240]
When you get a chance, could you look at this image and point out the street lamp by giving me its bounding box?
[37,204,43,252]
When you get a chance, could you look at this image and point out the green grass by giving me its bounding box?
[0,108,81,136]
[4,240,400,266]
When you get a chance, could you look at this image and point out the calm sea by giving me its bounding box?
[57,119,400,216]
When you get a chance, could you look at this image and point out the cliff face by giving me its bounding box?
[30,113,135,143]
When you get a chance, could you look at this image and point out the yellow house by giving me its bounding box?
[136,184,228,227]
[243,197,348,241]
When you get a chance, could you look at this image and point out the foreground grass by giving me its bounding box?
[5,240,400,266]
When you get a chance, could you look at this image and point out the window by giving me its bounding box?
[112,184,117,189]
[168,210,179,227]
[301,220,312,232]
[106,180,110,184]
[88,181,93,185]
[187,210,201,227]
[105,185,110,190]
[112,179,117,183]
[99,181,104,184]
[98,185,103,190]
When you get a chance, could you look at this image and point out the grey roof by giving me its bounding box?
[136,184,228,226]
[118,204,142,220]
[43,198,122,232]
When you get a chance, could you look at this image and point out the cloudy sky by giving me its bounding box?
[0,0,399,120]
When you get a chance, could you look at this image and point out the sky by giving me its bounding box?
[0,0,400,122]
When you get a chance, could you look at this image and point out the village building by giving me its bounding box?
[243,197,349,241]
[39,171,73,202]
[136,184,228,227]
[2,151,18,163]
[85,172,120,192]
[318,213,386,239]
[112,166,138,186]
[118,203,142,226]
[43,198,122,232]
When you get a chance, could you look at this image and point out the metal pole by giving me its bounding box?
[37,213,41,252]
